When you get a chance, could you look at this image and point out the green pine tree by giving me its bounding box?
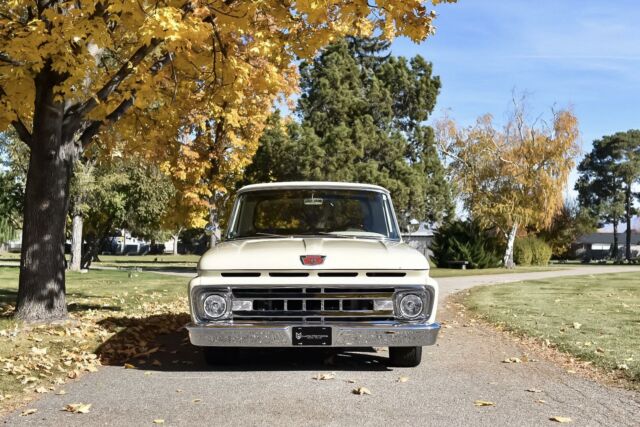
[244,38,453,227]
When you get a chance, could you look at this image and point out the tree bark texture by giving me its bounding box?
[502,222,518,269]
[69,214,83,272]
[625,185,632,261]
[612,220,619,260]
[172,231,181,256]
[209,206,221,248]
[16,65,75,321]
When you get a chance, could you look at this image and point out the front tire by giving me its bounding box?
[203,347,238,365]
[389,346,422,367]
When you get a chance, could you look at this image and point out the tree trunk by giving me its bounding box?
[625,185,632,261]
[172,229,182,256]
[209,207,221,248]
[16,65,74,322]
[81,221,112,269]
[502,222,518,269]
[612,220,619,260]
[69,214,83,272]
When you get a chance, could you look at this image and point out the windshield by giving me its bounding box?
[227,189,400,240]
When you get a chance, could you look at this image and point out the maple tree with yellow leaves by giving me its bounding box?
[0,0,456,322]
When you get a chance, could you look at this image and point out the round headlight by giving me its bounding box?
[399,294,424,319]
[203,294,227,319]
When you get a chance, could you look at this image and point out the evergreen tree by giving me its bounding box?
[576,131,640,260]
[245,38,453,226]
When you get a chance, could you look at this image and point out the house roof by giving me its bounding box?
[576,232,640,245]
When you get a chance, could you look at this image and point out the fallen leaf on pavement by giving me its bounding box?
[535,399,546,404]
[398,376,409,383]
[55,390,66,395]
[176,389,183,393]
[20,409,37,416]
[572,322,581,330]
[35,386,48,394]
[124,363,135,369]
[314,372,336,380]
[502,357,521,364]
[63,403,92,414]
[525,388,542,393]
[153,419,165,424]
[192,399,202,403]
[550,416,572,423]
[30,347,48,356]
[473,400,495,407]
[352,387,372,396]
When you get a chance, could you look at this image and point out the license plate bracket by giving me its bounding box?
[292,326,332,346]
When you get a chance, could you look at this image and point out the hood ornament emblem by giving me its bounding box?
[300,255,326,266]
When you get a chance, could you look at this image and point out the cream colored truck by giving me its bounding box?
[187,182,440,367]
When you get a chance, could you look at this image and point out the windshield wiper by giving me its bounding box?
[252,232,293,238]
[304,232,386,240]
[300,232,353,239]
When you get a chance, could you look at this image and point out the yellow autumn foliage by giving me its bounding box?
[1,0,456,229]
[436,100,580,236]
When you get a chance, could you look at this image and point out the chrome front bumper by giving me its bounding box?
[187,321,440,347]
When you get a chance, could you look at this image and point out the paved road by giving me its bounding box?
[3,266,640,426]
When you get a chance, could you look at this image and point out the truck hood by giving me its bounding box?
[198,238,428,271]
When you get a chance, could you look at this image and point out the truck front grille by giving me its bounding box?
[231,287,395,322]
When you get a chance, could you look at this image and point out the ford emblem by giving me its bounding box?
[300,255,326,266]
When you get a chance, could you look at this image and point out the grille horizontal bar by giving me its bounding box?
[230,287,395,322]
[234,310,393,317]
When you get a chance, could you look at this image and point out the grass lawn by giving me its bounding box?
[93,254,200,269]
[0,252,20,261]
[429,265,562,278]
[0,267,189,412]
[464,272,640,385]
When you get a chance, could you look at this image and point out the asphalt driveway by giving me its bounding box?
[3,266,640,426]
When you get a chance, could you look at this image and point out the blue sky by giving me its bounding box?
[391,0,640,197]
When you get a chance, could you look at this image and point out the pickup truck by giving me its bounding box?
[187,182,440,367]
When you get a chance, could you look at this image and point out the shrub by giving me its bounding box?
[514,236,552,266]
[514,238,533,266]
[431,220,503,269]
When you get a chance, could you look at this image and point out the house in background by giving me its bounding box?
[572,231,640,261]
[402,222,434,258]
[1,229,22,253]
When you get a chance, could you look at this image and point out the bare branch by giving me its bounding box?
[0,86,33,147]
[78,52,173,147]
[11,117,33,148]
[0,53,22,66]
[65,38,162,122]
[79,96,134,147]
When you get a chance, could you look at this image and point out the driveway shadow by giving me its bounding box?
[95,314,392,372]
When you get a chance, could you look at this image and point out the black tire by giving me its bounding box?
[388,346,422,367]
[203,347,238,365]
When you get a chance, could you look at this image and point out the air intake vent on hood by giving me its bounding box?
[317,272,359,277]
[269,272,310,277]
[221,272,261,277]
[366,272,406,277]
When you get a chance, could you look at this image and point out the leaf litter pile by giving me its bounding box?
[0,278,189,412]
